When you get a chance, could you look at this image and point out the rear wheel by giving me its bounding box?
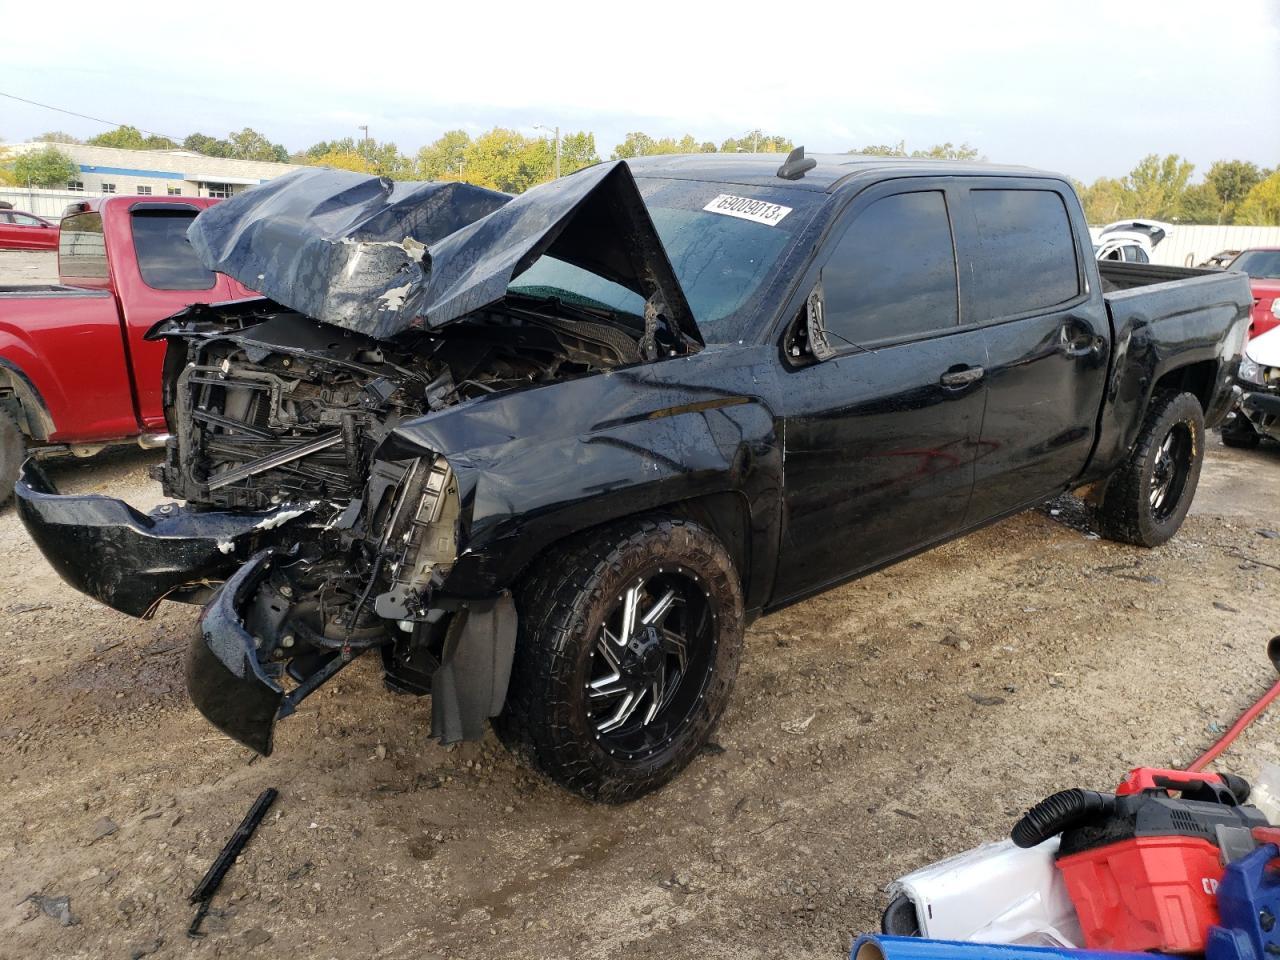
[494,516,744,802]
[0,410,25,508]
[1098,391,1204,547]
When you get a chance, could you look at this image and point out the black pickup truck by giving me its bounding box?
[16,153,1253,802]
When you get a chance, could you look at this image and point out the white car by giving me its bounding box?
[1093,219,1172,264]
[1222,324,1280,447]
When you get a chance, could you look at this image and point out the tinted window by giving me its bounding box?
[1229,250,1280,279]
[132,209,215,290]
[822,191,958,345]
[59,211,108,278]
[970,189,1078,318]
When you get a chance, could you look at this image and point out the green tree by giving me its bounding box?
[461,128,551,192]
[415,129,471,180]
[611,132,659,159]
[850,141,908,157]
[1078,176,1132,224]
[299,137,411,179]
[557,131,600,175]
[1180,182,1223,225]
[183,132,234,158]
[36,130,80,144]
[12,146,78,187]
[310,149,374,173]
[911,142,981,161]
[86,125,176,150]
[1237,171,1280,226]
[1205,160,1266,223]
[226,127,288,163]
[721,130,792,153]
[1123,153,1194,220]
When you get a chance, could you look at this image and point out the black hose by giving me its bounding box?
[1011,788,1116,848]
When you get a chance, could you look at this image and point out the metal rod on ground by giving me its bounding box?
[187,787,278,938]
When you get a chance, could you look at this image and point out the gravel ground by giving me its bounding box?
[0,250,59,285]
[1,440,1278,959]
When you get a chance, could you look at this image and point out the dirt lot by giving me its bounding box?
[0,439,1277,960]
[0,250,59,285]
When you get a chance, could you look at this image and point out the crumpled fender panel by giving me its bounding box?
[376,344,784,609]
[186,162,701,346]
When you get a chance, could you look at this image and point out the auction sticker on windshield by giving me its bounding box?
[702,194,793,227]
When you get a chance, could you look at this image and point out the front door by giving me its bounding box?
[772,184,988,603]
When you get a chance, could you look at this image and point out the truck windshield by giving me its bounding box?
[1229,250,1280,279]
[510,178,820,343]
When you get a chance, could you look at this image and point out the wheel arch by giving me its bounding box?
[0,358,54,441]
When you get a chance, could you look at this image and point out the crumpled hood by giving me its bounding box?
[187,162,701,346]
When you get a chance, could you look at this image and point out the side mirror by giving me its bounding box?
[805,285,836,361]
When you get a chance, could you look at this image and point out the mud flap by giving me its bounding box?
[430,593,517,743]
[186,550,285,755]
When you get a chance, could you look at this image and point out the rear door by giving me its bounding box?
[772,181,989,602]
[956,180,1111,522]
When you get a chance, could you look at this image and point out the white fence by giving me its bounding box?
[0,187,102,219]
[1090,223,1280,267]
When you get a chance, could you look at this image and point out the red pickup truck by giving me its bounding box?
[0,196,254,504]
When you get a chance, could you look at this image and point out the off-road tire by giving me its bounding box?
[0,409,25,508]
[493,516,744,803]
[1098,390,1205,547]
[1220,415,1261,449]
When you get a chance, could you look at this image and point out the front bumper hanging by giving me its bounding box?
[14,459,315,618]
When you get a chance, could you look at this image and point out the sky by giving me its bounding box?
[1,0,1277,183]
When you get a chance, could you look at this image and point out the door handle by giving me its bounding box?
[939,365,985,388]
[1059,324,1103,358]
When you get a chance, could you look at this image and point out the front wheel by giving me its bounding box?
[494,516,744,803]
[1098,390,1205,547]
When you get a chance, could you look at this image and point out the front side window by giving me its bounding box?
[13,214,43,226]
[59,211,108,278]
[821,190,959,346]
[969,188,1079,319]
[131,209,215,290]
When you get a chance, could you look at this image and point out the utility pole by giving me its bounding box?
[535,124,561,178]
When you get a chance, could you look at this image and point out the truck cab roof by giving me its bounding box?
[622,152,1060,194]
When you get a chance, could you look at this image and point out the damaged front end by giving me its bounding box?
[19,160,700,756]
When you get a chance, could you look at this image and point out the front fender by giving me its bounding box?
[377,351,784,608]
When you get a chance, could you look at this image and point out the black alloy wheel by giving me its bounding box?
[495,515,744,802]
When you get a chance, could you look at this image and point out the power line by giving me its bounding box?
[0,91,179,142]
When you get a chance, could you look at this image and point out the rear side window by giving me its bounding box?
[969,189,1079,319]
[59,211,108,279]
[131,209,215,290]
[822,191,958,345]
